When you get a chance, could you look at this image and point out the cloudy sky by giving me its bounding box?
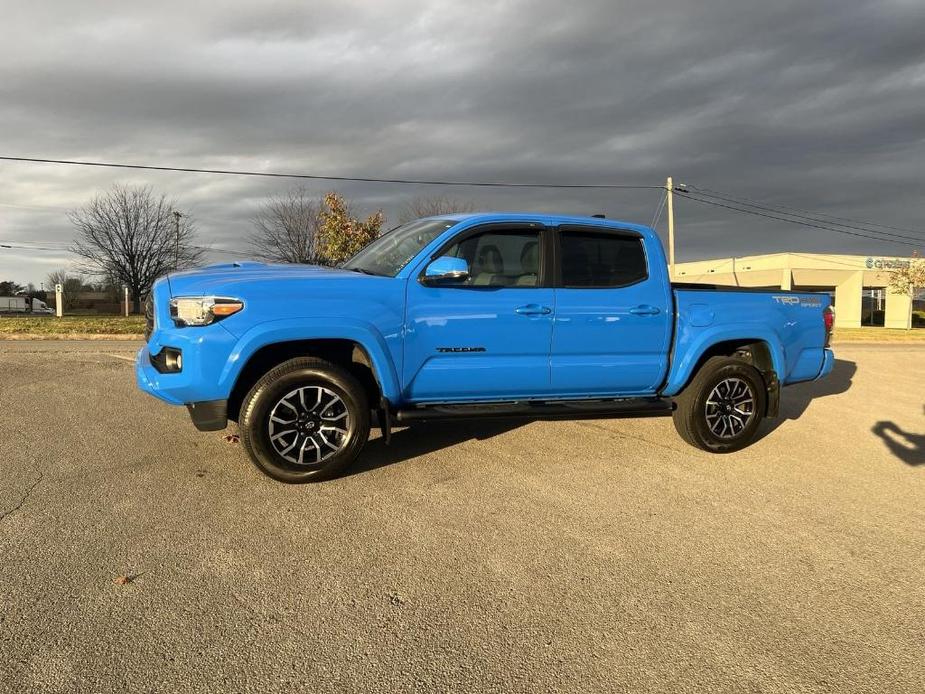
[1,0,924,285]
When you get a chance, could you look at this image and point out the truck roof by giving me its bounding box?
[434,212,654,236]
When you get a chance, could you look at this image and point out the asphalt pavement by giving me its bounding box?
[1,341,923,693]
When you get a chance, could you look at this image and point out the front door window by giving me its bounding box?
[444,230,542,288]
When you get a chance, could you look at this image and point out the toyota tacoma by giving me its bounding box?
[137,213,835,482]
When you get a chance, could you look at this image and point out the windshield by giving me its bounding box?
[342,218,459,277]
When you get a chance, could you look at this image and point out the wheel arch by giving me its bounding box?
[220,320,400,422]
[663,331,784,405]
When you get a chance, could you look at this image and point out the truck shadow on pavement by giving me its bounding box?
[872,410,925,466]
[345,359,866,475]
[757,358,856,442]
[342,419,524,477]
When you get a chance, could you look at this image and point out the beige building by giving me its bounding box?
[673,253,917,329]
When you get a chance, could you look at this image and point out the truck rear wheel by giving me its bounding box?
[672,356,766,453]
[239,357,370,483]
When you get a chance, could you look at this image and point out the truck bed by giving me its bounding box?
[662,285,831,396]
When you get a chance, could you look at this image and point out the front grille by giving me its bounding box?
[144,298,154,341]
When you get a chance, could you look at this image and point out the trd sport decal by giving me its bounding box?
[772,296,822,307]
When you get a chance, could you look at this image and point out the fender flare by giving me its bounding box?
[661,327,786,397]
[218,317,402,403]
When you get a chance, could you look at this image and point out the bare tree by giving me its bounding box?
[249,187,322,264]
[46,269,85,311]
[397,194,476,224]
[70,184,204,313]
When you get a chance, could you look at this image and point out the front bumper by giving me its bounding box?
[136,333,235,432]
[136,344,183,405]
[135,276,242,432]
[135,277,240,418]
[135,323,238,407]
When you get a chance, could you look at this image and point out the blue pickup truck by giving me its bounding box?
[137,213,834,482]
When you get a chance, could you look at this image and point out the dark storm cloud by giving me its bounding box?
[1,0,924,283]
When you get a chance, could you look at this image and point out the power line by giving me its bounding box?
[0,240,253,258]
[678,190,923,248]
[0,155,662,190]
[675,191,923,249]
[0,201,71,212]
[787,252,885,270]
[194,246,253,258]
[687,183,925,237]
[683,184,925,241]
[649,190,667,229]
[0,238,70,247]
[0,197,246,233]
[0,242,73,252]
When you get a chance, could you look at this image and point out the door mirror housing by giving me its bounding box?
[423,256,469,284]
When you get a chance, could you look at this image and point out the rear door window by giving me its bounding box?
[559,229,647,288]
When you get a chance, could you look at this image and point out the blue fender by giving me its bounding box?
[661,326,786,397]
[217,317,402,403]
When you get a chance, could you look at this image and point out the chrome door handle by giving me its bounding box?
[629,305,661,316]
[515,304,552,315]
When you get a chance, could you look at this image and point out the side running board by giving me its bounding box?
[393,397,673,423]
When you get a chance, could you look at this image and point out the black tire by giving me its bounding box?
[672,356,767,453]
[239,357,370,483]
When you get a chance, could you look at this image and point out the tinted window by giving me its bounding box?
[444,229,541,287]
[559,230,647,288]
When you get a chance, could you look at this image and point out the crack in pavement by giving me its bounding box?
[0,472,44,524]
[573,420,686,454]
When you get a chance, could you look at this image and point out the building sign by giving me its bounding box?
[866,257,911,270]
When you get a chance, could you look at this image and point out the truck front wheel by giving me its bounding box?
[672,356,767,453]
[239,357,370,483]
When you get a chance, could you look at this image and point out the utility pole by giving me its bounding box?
[666,176,675,280]
[173,211,182,270]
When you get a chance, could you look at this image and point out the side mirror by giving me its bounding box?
[423,256,469,284]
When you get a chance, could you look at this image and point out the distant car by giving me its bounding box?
[31,299,53,314]
[137,213,835,483]
[0,296,53,314]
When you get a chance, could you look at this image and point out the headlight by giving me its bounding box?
[169,296,244,327]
